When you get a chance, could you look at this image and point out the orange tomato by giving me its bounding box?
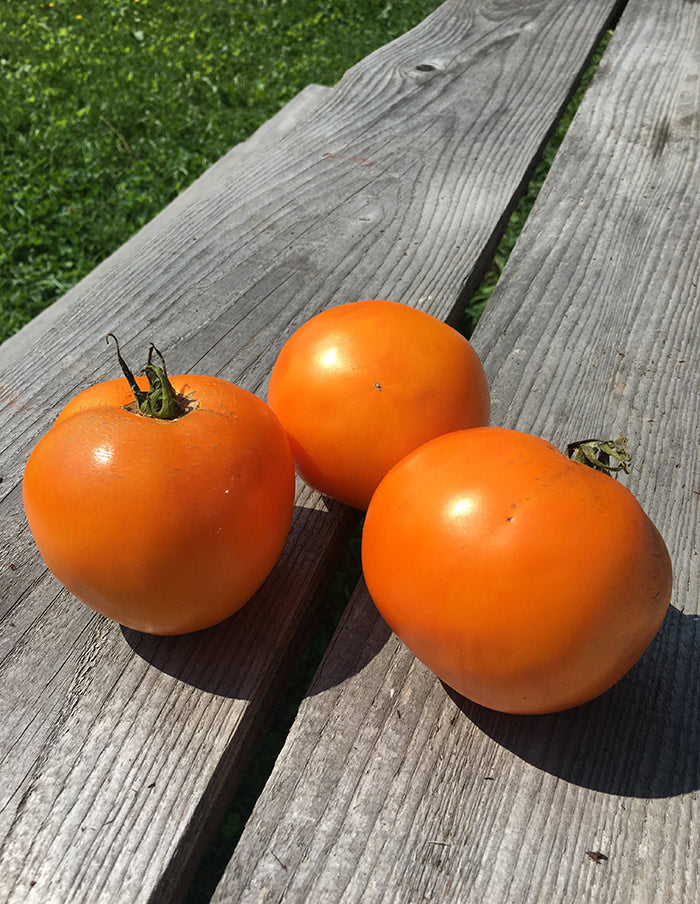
[268,300,490,509]
[362,427,672,714]
[23,349,295,634]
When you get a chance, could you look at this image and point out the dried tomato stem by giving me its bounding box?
[565,437,631,475]
[106,334,185,420]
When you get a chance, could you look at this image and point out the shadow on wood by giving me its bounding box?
[121,501,365,698]
[453,605,699,798]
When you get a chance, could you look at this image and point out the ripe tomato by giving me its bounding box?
[267,300,490,510]
[23,341,295,635]
[362,427,672,714]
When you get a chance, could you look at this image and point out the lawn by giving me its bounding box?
[1,0,442,343]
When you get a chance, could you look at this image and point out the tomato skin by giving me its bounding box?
[362,427,672,714]
[23,376,295,635]
[267,300,490,510]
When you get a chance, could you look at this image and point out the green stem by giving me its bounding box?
[565,437,631,475]
[106,334,185,419]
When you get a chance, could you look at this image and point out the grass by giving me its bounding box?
[1,0,442,342]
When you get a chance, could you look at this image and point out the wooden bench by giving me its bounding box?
[1,0,697,901]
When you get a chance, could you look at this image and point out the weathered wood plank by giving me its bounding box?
[216,0,700,901]
[0,1,624,900]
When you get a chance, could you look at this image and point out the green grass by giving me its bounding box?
[1,0,442,342]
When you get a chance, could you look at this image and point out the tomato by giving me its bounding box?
[23,341,295,635]
[361,427,672,714]
[267,300,490,510]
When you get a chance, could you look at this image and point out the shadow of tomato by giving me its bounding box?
[448,604,699,797]
[122,499,369,699]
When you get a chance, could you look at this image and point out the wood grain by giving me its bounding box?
[216,0,700,901]
[0,1,625,901]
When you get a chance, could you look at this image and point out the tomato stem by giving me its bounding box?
[106,334,186,419]
[565,437,631,475]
